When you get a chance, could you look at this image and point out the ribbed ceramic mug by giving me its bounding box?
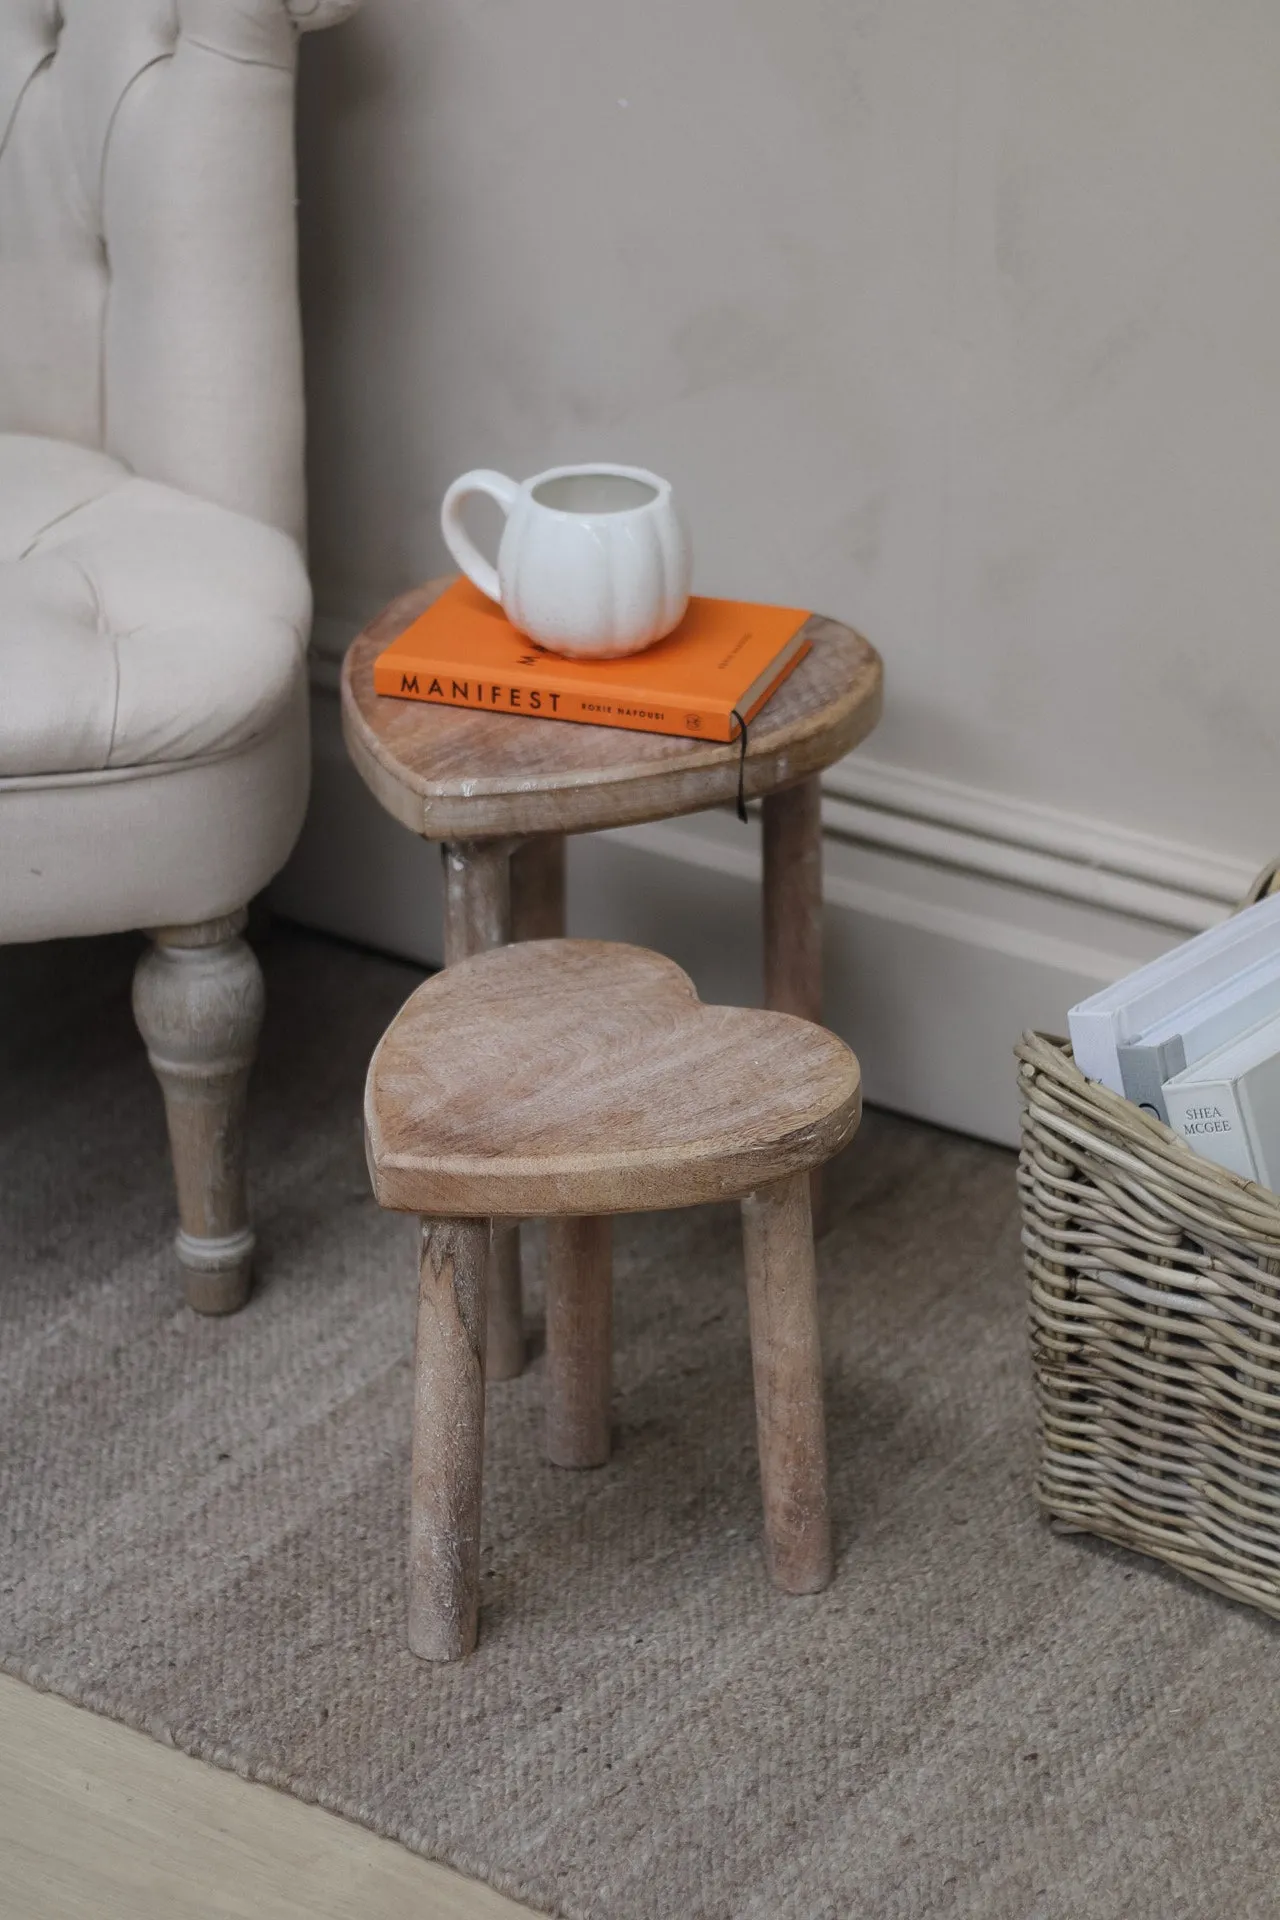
[440,462,692,659]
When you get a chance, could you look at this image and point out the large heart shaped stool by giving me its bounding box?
[365,938,862,1659]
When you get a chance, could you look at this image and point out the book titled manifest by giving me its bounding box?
[373,579,812,743]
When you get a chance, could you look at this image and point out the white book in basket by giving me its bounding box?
[1115,950,1280,1123]
[1067,890,1280,1096]
[1161,1009,1280,1187]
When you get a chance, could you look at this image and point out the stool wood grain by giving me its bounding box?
[366,938,861,1658]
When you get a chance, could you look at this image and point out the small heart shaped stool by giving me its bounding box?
[365,938,862,1660]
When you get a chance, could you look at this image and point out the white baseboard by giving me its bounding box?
[821,757,1256,933]
[272,655,1262,1147]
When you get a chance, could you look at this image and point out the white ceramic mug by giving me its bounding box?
[440,462,692,659]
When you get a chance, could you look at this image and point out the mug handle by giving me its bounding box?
[440,470,520,604]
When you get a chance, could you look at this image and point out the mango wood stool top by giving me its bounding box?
[343,577,883,1384]
[365,938,862,1661]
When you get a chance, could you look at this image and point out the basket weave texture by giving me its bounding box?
[1017,1022,1280,1618]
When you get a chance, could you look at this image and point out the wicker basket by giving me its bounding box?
[1017,858,1280,1616]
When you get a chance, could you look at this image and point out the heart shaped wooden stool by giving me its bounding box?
[365,939,862,1659]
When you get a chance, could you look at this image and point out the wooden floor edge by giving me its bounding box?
[0,1671,544,1920]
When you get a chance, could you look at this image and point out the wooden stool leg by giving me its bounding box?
[442,840,511,965]
[410,1216,491,1660]
[545,1216,612,1468]
[511,834,568,1375]
[741,1171,832,1594]
[485,1228,525,1382]
[762,775,828,1233]
[441,840,525,1378]
[511,833,567,941]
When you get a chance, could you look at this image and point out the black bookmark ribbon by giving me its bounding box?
[731,709,749,823]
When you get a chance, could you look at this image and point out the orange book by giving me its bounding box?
[373,580,812,743]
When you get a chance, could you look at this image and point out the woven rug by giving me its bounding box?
[3,924,1279,1919]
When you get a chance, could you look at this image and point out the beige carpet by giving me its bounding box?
[3,924,1278,1919]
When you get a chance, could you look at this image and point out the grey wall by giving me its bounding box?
[298,0,1280,861]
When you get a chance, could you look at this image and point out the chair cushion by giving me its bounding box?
[0,433,310,777]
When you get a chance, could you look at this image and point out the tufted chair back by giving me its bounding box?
[0,0,356,544]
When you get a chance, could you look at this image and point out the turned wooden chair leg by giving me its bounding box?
[740,1171,832,1594]
[762,775,829,1233]
[132,911,264,1314]
[511,833,567,942]
[410,1216,491,1660]
[545,1216,612,1468]
[441,839,525,1379]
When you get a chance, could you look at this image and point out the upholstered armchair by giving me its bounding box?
[0,0,357,1312]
